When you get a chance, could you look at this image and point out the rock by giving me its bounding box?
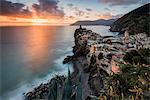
[63,56,74,64]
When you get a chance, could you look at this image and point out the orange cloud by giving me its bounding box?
[0,0,73,26]
[95,13,113,19]
[32,0,64,18]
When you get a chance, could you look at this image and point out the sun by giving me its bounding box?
[31,18,48,25]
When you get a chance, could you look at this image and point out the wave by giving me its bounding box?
[2,47,73,100]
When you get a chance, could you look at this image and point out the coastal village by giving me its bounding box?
[24,26,150,100]
[75,26,150,74]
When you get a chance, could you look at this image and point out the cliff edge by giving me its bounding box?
[110,3,150,36]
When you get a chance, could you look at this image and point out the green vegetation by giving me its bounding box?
[98,52,104,60]
[76,74,82,100]
[48,69,83,100]
[97,48,150,99]
[73,44,89,57]
[110,3,150,36]
[62,68,73,100]
[48,79,60,100]
[90,54,97,65]
[102,63,150,100]
[123,48,150,65]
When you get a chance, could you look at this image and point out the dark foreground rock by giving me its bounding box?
[24,75,66,100]
[63,56,74,64]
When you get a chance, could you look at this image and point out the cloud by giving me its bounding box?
[85,16,90,18]
[112,14,123,19]
[99,0,149,6]
[86,8,92,12]
[102,13,113,19]
[0,0,65,19]
[68,16,76,19]
[76,10,85,16]
[73,7,85,16]
[32,0,64,18]
[96,13,122,19]
[104,8,110,11]
[0,0,65,18]
[67,3,74,8]
[0,0,32,17]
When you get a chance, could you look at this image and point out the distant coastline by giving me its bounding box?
[71,19,117,26]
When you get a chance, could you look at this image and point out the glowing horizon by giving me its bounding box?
[0,0,149,26]
[0,15,112,26]
[0,16,77,26]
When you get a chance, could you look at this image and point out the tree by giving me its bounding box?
[123,49,150,65]
[98,52,104,60]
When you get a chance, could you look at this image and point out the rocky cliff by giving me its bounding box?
[110,3,150,36]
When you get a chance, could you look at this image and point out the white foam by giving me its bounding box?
[3,47,73,100]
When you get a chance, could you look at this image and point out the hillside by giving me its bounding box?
[71,19,117,26]
[110,3,150,36]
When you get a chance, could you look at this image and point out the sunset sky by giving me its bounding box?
[0,0,149,26]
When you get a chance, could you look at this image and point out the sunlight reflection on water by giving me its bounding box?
[1,25,117,99]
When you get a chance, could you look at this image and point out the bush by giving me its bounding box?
[105,64,150,99]
[123,48,150,65]
[98,52,104,60]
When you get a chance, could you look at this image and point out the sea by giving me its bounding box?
[0,25,117,100]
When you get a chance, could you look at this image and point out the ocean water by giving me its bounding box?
[0,25,117,100]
